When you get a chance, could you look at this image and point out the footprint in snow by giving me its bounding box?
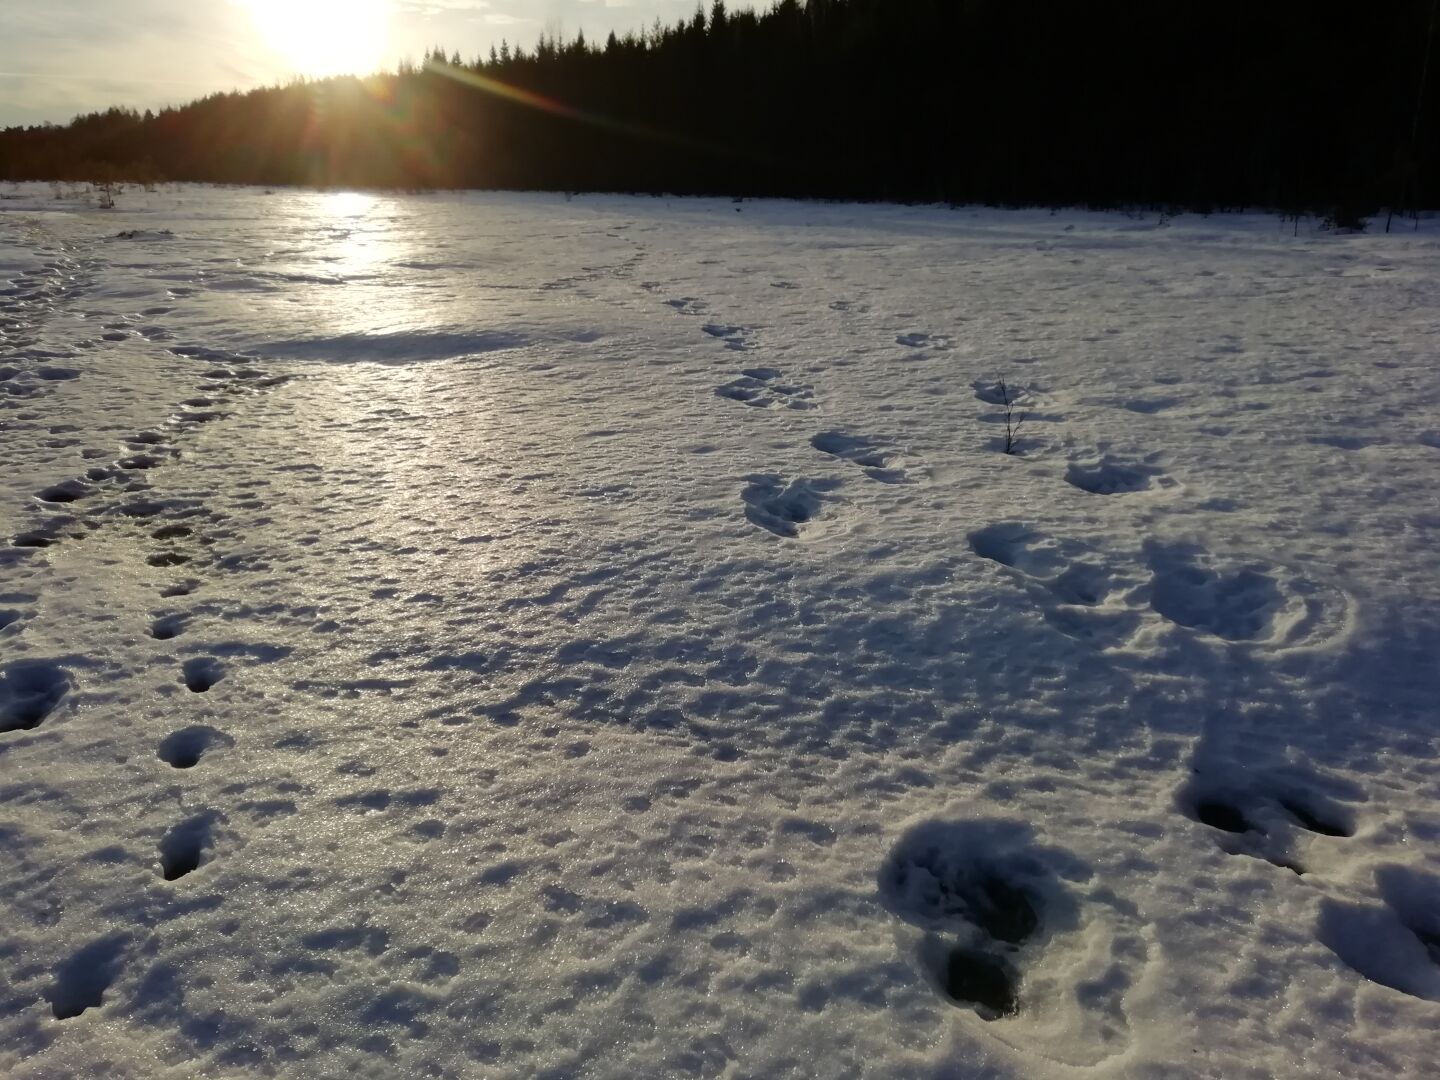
[810,431,915,484]
[182,657,224,693]
[741,475,842,540]
[149,613,189,641]
[1121,397,1180,414]
[1319,866,1440,1001]
[1180,766,1360,874]
[158,812,222,880]
[663,296,708,316]
[968,523,1141,645]
[36,366,81,382]
[47,935,129,1019]
[0,659,72,733]
[11,522,66,549]
[702,323,752,351]
[118,452,167,471]
[36,479,95,504]
[716,368,816,410]
[880,819,1142,1064]
[158,725,234,768]
[973,379,1041,408]
[897,331,952,350]
[1144,541,1349,649]
[1064,455,1177,496]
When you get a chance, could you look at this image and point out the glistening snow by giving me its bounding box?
[2,185,1438,1079]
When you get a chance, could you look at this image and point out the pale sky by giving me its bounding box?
[0,0,759,128]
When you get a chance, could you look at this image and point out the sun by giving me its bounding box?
[241,0,392,78]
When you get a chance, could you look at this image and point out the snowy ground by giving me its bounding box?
[2,183,1439,1079]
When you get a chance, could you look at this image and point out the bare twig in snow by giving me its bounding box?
[998,376,1027,455]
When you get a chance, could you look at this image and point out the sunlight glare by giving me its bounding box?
[241,0,392,78]
[323,191,377,218]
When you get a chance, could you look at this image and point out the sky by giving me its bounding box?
[0,0,760,128]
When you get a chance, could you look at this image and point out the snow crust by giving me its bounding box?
[2,184,1439,1078]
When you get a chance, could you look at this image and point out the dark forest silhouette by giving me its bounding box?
[2,0,1437,219]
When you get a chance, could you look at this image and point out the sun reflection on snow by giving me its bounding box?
[323,191,377,219]
[304,190,420,333]
[254,191,510,357]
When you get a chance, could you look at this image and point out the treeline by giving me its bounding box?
[2,0,1437,217]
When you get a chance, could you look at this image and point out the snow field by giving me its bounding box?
[1,185,1439,1077]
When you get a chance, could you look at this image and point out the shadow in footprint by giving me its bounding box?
[1179,766,1360,872]
[47,935,129,1019]
[703,324,750,350]
[741,475,841,540]
[0,659,71,733]
[878,819,1083,1020]
[157,725,234,769]
[1378,866,1440,966]
[1065,458,1172,496]
[36,480,93,504]
[811,432,912,484]
[941,946,1020,1018]
[12,530,59,549]
[716,369,816,410]
[182,657,224,693]
[969,524,1133,640]
[1146,543,1283,642]
[159,813,220,880]
[1050,563,1113,607]
[973,379,1036,407]
[1319,871,1440,1002]
[1194,798,1257,835]
[968,523,1033,569]
[1279,797,1353,838]
[150,614,189,641]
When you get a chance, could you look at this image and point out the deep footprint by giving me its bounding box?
[150,614,188,640]
[945,947,1019,1018]
[158,813,219,880]
[0,659,71,733]
[157,725,232,768]
[880,820,1068,1021]
[47,935,128,1020]
[182,657,224,693]
[1183,771,1359,873]
[1195,798,1256,834]
[1319,867,1440,1001]
[36,480,94,504]
[1279,798,1353,838]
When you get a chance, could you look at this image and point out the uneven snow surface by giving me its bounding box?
[2,185,1439,1079]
